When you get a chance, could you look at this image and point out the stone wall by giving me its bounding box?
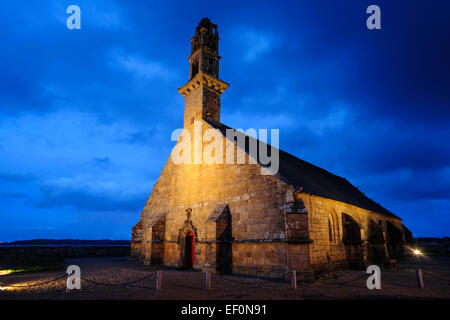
[232,242,288,279]
[0,246,130,262]
[131,118,406,280]
[131,220,144,261]
[302,193,403,276]
[132,120,301,279]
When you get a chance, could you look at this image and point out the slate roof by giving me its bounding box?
[207,120,400,220]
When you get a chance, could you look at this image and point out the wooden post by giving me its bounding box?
[156,270,162,290]
[291,270,297,290]
[206,270,212,290]
[416,268,424,289]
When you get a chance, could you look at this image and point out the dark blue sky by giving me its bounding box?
[0,0,449,241]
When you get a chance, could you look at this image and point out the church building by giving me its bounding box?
[131,18,411,281]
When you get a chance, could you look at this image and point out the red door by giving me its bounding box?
[185,232,195,268]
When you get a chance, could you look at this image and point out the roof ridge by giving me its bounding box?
[204,119,399,220]
[209,119,349,180]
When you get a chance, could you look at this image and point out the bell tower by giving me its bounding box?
[178,18,229,130]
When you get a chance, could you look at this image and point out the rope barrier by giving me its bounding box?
[311,272,367,287]
[80,271,157,287]
[423,271,450,283]
[211,273,287,289]
[1,268,449,292]
[0,271,157,289]
[336,273,368,287]
[0,273,67,288]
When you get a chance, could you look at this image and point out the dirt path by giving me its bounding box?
[1,256,449,300]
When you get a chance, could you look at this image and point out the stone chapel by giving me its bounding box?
[131,18,412,281]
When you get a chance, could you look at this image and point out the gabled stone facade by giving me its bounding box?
[131,18,411,281]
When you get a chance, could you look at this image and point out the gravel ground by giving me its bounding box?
[1,256,449,300]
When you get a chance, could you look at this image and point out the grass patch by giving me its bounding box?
[0,259,65,275]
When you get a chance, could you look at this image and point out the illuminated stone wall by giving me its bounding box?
[131,120,314,280]
[303,194,404,275]
[131,18,407,281]
[131,119,405,280]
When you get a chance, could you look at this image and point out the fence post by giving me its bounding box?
[291,270,297,290]
[206,270,212,290]
[156,270,162,290]
[416,268,424,289]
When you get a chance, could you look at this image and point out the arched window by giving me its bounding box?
[328,210,339,243]
[328,215,334,242]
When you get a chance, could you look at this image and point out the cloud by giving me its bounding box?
[0,192,29,200]
[35,172,153,212]
[87,1,126,30]
[115,52,178,80]
[35,187,145,212]
[0,110,169,172]
[343,123,450,175]
[223,111,294,131]
[0,0,449,240]
[356,167,450,202]
[93,157,110,168]
[0,173,36,183]
[233,28,276,62]
[51,0,127,31]
[0,109,168,218]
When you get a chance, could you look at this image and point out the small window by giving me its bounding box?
[328,210,338,243]
[191,61,199,79]
[328,217,333,242]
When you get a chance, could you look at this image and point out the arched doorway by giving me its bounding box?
[184,232,195,268]
[342,213,365,269]
[367,219,388,264]
[386,221,404,260]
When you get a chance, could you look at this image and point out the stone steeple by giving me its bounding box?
[178,18,229,129]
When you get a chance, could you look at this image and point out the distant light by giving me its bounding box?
[0,270,13,276]
[413,249,422,256]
